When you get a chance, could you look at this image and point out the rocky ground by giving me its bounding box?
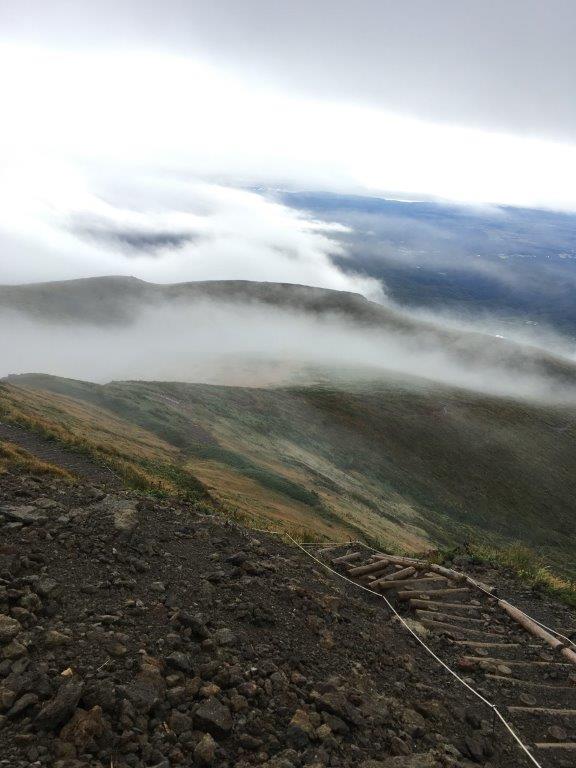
[0,466,556,768]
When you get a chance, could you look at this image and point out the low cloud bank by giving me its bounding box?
[0,175,382,300]
[2,300,575,403]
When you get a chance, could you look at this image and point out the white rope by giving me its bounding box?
[285,534,543,768]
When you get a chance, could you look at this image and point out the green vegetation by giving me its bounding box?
[438,543,576,609]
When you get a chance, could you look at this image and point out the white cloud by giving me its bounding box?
[0,169,382,298]
[2,45,576,293]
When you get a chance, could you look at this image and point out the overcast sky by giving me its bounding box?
[4,0,576,141]
[2,1,576,286]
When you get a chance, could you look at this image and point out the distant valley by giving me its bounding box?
[281,191,576,338]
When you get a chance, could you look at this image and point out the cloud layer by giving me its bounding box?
[0,174,382,298]
[2,300,575,404]
[3,1,576,141]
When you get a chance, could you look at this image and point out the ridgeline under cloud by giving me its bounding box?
[2,277,576,405]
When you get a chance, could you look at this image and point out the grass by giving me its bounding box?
[0,383,210,501]
[436,542,576,609]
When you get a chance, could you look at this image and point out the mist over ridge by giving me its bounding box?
[2,275,576,404]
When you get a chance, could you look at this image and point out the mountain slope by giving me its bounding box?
[2,277,576,575]
[4,373,576,575]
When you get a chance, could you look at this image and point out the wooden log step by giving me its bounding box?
[534,743,576,750]
[508,707,576,717]
[372,568,419,586]
[454,640,538,650]
[363,565,408,581]
[377,576,447,592]
[454,640,523,649]
[427,563,466,582]
[465,656,571,668]
[408,599,481,614]
[485,674,576,692]
[428,564,497,595]
[418,619,504,639]
[372,553,421,565]
[366,556,403,566]
[373,566,417,584]
[348,559,390,576]
[415,609,487,626]
[332,551,362,565]
[398,587,470,600]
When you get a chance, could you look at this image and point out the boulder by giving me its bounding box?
[59,706,105,749]
[35,678,84,730]
[0,614,22,643]
[194,697,233,735]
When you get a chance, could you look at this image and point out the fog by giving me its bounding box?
[2,300,576,404]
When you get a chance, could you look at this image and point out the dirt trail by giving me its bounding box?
[0,421,121,487]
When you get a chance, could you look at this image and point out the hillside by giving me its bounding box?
[3,372,576,577]
[0,277,392,327]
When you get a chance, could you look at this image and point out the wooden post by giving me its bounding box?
[499,602,563,649]
[498,602,576,668]
[561,647,576,665]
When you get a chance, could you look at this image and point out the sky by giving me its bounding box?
[2,1,576,287]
